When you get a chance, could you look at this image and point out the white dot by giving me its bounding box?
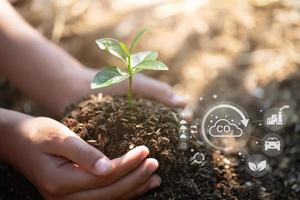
[199,97,203,101]
[256,141,259,144]
[231,119,234,122]
[212,94,218,99]
[238,152,242,156]
[215,116,218,119]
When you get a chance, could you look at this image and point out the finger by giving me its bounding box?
[60,158,159,200]
[109,145,150,183]
[67,146,150,189]
[50,129,113,176]
[123,175,161,200]
[132,74,186,108]
[43,146,150,194]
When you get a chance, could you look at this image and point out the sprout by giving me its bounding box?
[91,29,168,107]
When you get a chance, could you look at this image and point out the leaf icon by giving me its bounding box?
[257,160,267,171]
[248,162,257,171]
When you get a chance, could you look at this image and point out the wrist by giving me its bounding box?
[59,67,95,112]
[0,109,32,165]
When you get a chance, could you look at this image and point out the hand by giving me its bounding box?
[0,112,160,200]
[131,74,186,108]
[130,74,192,119]
[104,73,187,108]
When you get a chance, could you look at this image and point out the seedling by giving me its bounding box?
[91,29,168,106]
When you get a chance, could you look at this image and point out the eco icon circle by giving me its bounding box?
[200,102,251,152]
[246,154,269,177]
[261,133,284,157]
[263,105,290,131]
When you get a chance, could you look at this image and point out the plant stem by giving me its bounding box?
[128,55,133,107]
[128,76,133,107]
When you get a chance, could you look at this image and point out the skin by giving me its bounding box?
[0,0,186,199]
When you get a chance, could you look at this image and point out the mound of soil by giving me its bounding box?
[62,95,240,200]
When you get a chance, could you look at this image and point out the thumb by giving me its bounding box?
[56,126,113,176]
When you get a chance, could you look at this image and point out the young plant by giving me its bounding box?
[91,29,168,106]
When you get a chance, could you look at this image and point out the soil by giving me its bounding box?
[62,95,242,200]
[0,164,42,200]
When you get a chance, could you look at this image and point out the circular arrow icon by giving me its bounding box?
[205,104,249,127]
[199,102,251,152]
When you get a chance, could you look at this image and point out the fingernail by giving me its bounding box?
[135,145,149,155]
[147,158,159,173]
[94,157,112,175]
[172,95,186,106]
[150,178,161,188]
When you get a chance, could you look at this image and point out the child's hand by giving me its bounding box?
[1,112,160,200]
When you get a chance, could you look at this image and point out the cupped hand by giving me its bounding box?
[4,115,160,200]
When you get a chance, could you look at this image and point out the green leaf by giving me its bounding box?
[91,67,129,89]
[131,51,158,67]
[119,41,130,56]
[129,29,148,53]
[96,38,128,63]
[133,60,168,74]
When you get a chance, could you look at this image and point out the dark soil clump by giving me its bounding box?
[63,95,240,200]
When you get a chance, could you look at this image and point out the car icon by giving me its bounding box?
[264,137,280,151]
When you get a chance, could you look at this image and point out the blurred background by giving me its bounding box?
[2,0,300,116]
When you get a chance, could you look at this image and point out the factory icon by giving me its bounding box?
[266,105,290,125]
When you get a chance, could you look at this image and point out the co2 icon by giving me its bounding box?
[200,102,251,152]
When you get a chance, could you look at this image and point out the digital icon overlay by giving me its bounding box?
[209,119,243,137]
[186,95,292,177]
[265,138,280,151]
[179,119,189,150]
[200,102,251,152]
[264,105,290,131]
[248,160,267,172]
[246,154,269,177]
[189,152,205,166]
[261,133,284,157]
